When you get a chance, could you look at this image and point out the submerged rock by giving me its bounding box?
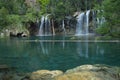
[0,65,9,70]
[0,72,30,80]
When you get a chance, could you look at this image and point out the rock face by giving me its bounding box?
[0,28,29,37]
[54,64,120,80]
[30,70,63,80]
[0,64,120,80]
[10,32,28,37]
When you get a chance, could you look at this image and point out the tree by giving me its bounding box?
[0,0,27,29]
[38,0,50,14]
[0,7,9,29]
[95,0,120,37]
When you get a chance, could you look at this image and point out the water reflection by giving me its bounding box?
[77,42,89,58]
[62,36,65,49]
[96,42,104,55]
[38,36,66,54]
[39,36,55,54]
[0,37,119,72]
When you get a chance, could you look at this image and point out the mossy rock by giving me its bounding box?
[95,36,112,40]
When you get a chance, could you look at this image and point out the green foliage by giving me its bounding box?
[103,0,120,25]
[96,25,110,35]
[38,0,97,21]
[38,0,50,14]
[0,0,37,30]
[95,36,112,40]
[7,15,21,24]
[95,0,120,38]
[0,0,26,14]
[24,7,40,22]
[0,0,27,30]
[0,7,9,29]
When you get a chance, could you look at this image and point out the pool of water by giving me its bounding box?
[0,36,120,72]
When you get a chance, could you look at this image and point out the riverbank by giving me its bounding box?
[0,64,120,80]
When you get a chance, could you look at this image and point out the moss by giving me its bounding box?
[95,36,113,40]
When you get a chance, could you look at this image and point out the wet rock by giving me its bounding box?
[30,70,63,80]
[55,71,116,80]
[1,72,13,80]
[54,64,120,80]
[10,32,16,37]
[0,33,4,37]
[10,32,28,37]
[73,12,81,17]
[0,65,9,69]
[66,64,108,73]
[0,72,30,80]
[0,64,119,80]
[12,73,29,80]
[16,32,24,37]
[22,33,28,37]
[21,76,30,80]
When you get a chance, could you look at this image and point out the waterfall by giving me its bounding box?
[100,17,105,25]
[75,12,85,35]
[96,10,106,27]
[45,15,48,35]
[97,16,105,27]
[75,10,90,36]
[62,20,66,35]
[97,18,100,27]
[38,16,45,36]
[75,10,106,36]
[48,19,51,34]
[38,14,52,36]
[86,10,90,35]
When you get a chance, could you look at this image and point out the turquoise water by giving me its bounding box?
[0,36,120,72]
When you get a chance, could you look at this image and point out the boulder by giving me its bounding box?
[30,70,63,80]
[55,71,116,80]
[0,64,119,80]
[10,32,28,37]
[54,64,120,80]
[22,33,28,37]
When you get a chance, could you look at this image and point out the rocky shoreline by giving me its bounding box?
[0,64,120,80]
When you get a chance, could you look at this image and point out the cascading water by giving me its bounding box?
[38,16,45,36]
[85,10,90,35]
[97,17,105,27]
[100,17,105,25]
[62,20,66,35]
[97,16,106,27]
[48,19,51,34]
[75,12,85,35]
[96,10,106,27]
[45,15,48,35]
[38,15,52,36]
[75,10,90,36]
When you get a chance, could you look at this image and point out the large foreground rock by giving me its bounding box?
[0,64,120,80]
[30,70,63,80]
[54,64,120,80]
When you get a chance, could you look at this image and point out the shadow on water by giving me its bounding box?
[0,36,120,72]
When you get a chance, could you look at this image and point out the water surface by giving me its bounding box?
[0,36,120,72]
